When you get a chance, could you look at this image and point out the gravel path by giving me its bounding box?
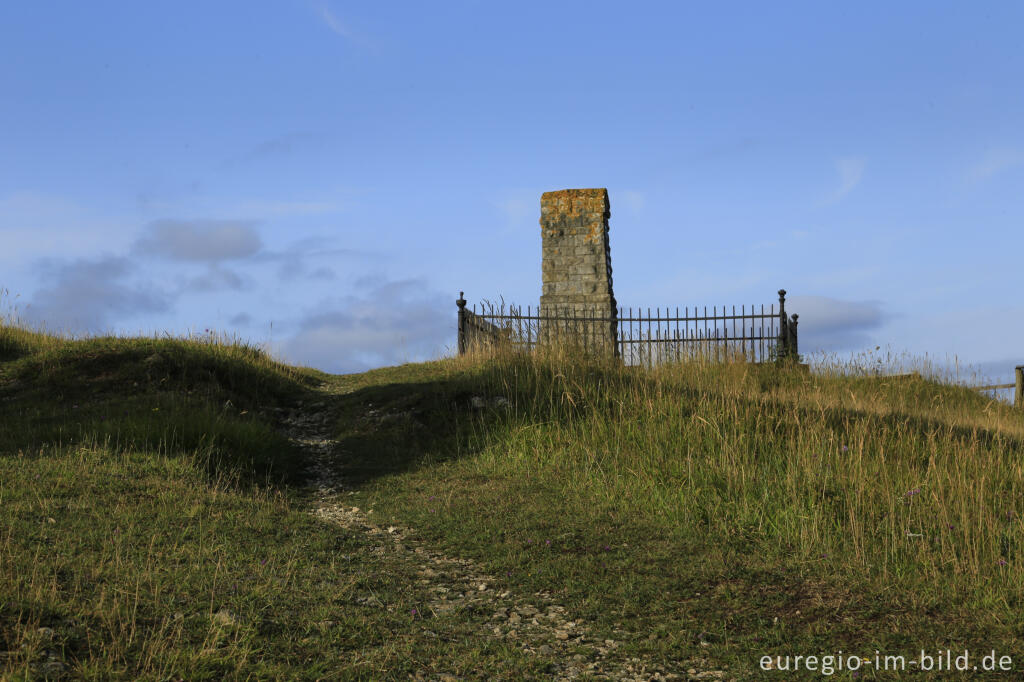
[277,381,733,681]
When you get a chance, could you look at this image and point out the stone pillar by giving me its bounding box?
[539,188,617,356]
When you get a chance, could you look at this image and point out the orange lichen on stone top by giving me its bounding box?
[540,188,609,216]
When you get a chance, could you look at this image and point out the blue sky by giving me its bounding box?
[2,2,1021,398]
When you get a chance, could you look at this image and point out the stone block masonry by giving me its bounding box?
[538,188,617,355]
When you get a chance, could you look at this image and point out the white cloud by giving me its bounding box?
[318,3,354,38]
[315,4,381,54]
[965,148,1024,184]
[822,157,866,205]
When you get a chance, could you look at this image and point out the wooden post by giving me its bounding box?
[457,292,467,355]
[1016,365,1023,410]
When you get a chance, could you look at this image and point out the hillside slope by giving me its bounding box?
[3,327,1024,679]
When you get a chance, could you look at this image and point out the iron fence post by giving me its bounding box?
[457,292,467,355]
[790,313,799,360]
[777,289,789,362]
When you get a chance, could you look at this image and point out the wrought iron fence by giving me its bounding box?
[457,289,799,367]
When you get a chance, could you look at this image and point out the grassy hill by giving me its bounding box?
[3,318,1023,679]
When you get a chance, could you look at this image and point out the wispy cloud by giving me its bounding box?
[132,220,263,262]
[316,4,381,54]
[821,157,866,205]
[230,200,340,218]
[619,190,646,213]
[282,276,451,373]
[229,312,253,327]
[252,234,371,281]
[496,195,533,232]
[783,294,896,357]
[965,148,1024,184]
[319,3,354,39]
[691,136,759,162]
[185,265,246,292]
[21,256,173,335]
[0,192,137,266]
[221,132,324,168]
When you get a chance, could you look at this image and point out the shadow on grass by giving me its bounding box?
[325,378,501,488]
[0,337,327,490]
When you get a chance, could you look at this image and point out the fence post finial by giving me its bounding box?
[457,292,467,356]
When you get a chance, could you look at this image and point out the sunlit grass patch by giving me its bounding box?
[352,335,1024,672]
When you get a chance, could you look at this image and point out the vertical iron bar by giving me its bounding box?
[674,307,679,363]
[653,307,658,367]
[731,305,736,362]
[527,304,532,353]
[646,307,652,369]
[703,305,708,363]
[714,305,719,363]
[629,306,634,366]
[739,304,744,362]
[724,309,730,362]
[759,303,764,363]
[685,307,690,363]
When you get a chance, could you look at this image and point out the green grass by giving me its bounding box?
[3,307,1024,679]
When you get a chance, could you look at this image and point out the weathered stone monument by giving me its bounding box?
[538,188,618,355]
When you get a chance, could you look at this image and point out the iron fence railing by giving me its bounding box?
[457,289,799,367]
